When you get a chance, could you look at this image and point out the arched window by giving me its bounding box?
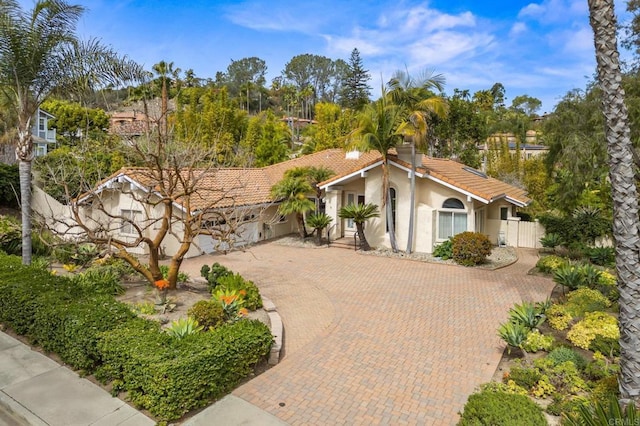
[438,198,467,239]
[386,187,397,232]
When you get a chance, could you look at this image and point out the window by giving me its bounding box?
[500,207,509,220]
[438,198,467,240]
[121,209,141,235]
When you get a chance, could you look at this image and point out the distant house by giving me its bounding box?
[37,147,534,258]
[108,111,149,139]
[480,131,548,161]
[32,108,57,157]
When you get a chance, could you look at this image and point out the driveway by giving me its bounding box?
[180,243,554,425]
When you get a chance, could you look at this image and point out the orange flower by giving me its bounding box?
[154,279,170,290]
[238,308,249,317]
[239,289,247,297]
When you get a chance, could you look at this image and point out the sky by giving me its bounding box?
[18,0,636,114]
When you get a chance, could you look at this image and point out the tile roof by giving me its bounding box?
[88,149,529,211]
[413,155,530,205]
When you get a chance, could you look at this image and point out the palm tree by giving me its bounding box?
[271,176,315,239]
[347,91,404,252]
[0,0,142,265]
[338,203,379,251]
[307,166,334,213]
[389,69,449,253]
[306,212,332,245]
[588,0,640,405]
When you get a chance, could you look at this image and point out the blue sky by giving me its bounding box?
[20,0,635,113]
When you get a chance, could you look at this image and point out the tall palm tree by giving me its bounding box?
[271,175,315,239]
[338,203,379,251]
[389,69,449,253]
[0,0,142,265]
[347,91,404,252]
[588,0,640,405]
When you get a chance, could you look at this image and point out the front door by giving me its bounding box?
[344,193,365,235]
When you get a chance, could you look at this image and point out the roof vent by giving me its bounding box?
[463,167,487,179]
[345,150,360,160]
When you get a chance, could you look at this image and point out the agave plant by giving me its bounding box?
[553,264,584,292]
[497,321,529,354]
[563,394,637,425]
[508,301,546,330]
[165,317,203,339]
[577,263,602,288]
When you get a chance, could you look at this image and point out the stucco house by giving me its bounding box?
[36,147,532,258]
[32,108,57,157]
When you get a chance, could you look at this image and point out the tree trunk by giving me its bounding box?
[296,213,306,239]
[406,141,416,254]
[18,160,32,265]
[588,0,640,404]
[355,222,371,251]
[386,189,398,252]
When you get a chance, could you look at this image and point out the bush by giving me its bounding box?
[458,387,546,425]
[451,232,493,266]
[0,215,21,255]
[540,233,564,248]
[507,364,542,389]
[433,239,453,260]
[216,273,263,311]
[547,304,573,331]
[97,318,273,421]
[585,352,620,381]
[159,264,190,283]
[567,312,619,350]
[586,246,615,267]
[31,294,135,371]
[536,255,568,274]
[72,267,125,296]
[547,346,586,370]
[553,264,584,291]
[187,300,225,330]
[566,288,611,316]
[522,329,554,353]
[200,262,233,291]
[0,163,19,207]
[508,301,546,330]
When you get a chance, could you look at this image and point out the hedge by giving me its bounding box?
[97,318,273,421]
[0,253,273,422]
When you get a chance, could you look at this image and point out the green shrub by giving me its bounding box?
[547,346,586,370]
[451,232,493,266]
[0,163,19,207]
[566,288,611,316]
[508,301,546,329]
[216,273,263,310]
[433,239,453,260]
[200,262,233,291]
[586,246,615,266]
[497,321,529,352]
[563,394,638,426]
[540,233,564,248]
[507,364,542,389]
[30,295,135,371]
[547,304,573,330]
[97,318,273,421]
[72,267,125,296]
[0,215,21,255]
[546,395,590,418]
[536,254,568,274]
[589,335,620,357]
[188,300,225,330]
[585,352,620,381]
[553,264,584,290]
[458,387,546,425]
[577,263,602,288]
[159,264,190,283]
[595,270,619,302]
[567,312,619,350]
[166,317,203,339]
[522,329,554,353]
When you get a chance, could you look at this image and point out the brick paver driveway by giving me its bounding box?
[181,243,554,425]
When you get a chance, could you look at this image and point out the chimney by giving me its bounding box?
[345,150,360,160]
[396,142,423,167]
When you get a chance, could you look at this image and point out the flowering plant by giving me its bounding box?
[154,279,170,290]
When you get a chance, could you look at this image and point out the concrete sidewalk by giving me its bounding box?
[0,331,286,425]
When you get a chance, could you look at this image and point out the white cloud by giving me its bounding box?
[518,0,586,25]
[509,22,528,37]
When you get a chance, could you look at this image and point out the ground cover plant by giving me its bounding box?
[462,243,623,424]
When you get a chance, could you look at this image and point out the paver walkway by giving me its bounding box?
[180,243,555,425]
